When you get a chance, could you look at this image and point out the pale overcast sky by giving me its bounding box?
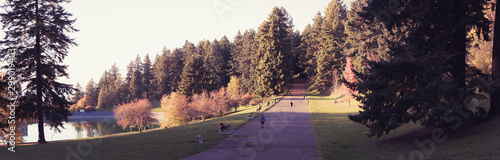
[6,0,356,88]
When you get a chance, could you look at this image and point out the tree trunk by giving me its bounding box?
[35,0,46,143]
[489,0,500,118]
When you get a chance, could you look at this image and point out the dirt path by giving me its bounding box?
[183,79,321,160]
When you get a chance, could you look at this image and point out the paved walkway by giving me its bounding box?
[183,80,321,160]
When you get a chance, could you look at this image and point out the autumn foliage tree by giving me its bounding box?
[70,94,89,111]
[342,57,356,106]
[191,91,217,121]
[161,92,192,127]
[114,99,158,132]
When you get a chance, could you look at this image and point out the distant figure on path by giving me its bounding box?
[290,101,293,109]
[260,115,266,128]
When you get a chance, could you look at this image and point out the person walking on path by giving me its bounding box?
[260,115,266,128]
[290,101,293,109]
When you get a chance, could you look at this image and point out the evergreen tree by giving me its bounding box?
[182,40,197,60]
[298,12,323,78]
[197,40,211,56]
[85,78,98,107]
[71,82,84,103]
[95,64,123,108]
[348,0,492,137]
[143,54,152,98]
[204,39,224,91]
[490,0,500,118]
[343,0,391,73]
[167,48,184,95]
[290,30,302,76]
[230,29,258,94]
[229,30,243,76]
[219,36,232,86]
[178,54,207,96]
[125,62,134,85]
[254,7,294,97]
[129,55,144,99]
[241,29,259,94]
[124,61,134,100]
[151,53,165,98]
[1,0,79,143]
[97,87,110,108]
[113,75,127,105]
[311,0,347,94]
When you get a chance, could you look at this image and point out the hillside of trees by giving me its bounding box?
[67,0,498,137]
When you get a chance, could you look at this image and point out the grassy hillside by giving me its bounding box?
[0,97,282,160]
[307,92,500,159]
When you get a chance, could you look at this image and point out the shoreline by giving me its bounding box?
[68,111,164,120]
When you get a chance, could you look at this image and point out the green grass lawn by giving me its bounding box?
[308,92,500,160]
[1,97,282,160]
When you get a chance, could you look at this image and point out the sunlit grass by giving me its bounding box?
[0,97,282,160]
[308,92,500,159]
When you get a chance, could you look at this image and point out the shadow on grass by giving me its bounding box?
[307,91,500,159]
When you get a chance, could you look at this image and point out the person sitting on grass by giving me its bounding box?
[220,122,228,132]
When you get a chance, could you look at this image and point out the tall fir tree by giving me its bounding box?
[311,0,347,94]
[219,36,232,87]
[204,39,224,91]
[151,52,165,98]
[178,54,207,96]
[71,82,84,103]
[143,54,152,98]
[0,0,78,143]
[298,12,323,79]
[229,31,243,77]
[348,0,492,137]
[343,0,391,73]
[182,40,197,60]
[129,56,144,100]
[242,29,259,94]
[85,78,98,107]
[490,0,500,118]
[167,48,184,95]
[254,7,294,97]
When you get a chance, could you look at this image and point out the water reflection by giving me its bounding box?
[20,119,156,143]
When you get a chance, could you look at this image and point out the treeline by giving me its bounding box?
[71,7,300,111]
[69,0,499,138]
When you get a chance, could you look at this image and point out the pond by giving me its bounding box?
[13,112,161,143]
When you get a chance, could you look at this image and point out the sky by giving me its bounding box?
[15,0,355,89]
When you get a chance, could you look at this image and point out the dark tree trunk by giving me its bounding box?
[489,1,500,118]
[35,0,46,143]
[452,1,467,89]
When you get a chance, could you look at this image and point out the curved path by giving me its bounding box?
[183,79,321,160]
